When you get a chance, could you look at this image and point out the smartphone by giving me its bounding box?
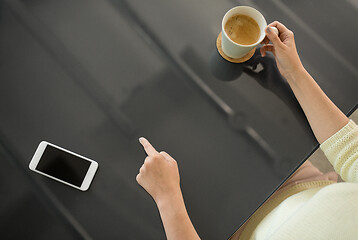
[29,141,98,191]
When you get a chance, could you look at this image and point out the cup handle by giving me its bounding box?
[270,27,279,35]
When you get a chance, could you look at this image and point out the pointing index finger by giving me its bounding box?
[139,137,158,156]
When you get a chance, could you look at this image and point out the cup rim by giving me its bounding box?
[221,6,267,48]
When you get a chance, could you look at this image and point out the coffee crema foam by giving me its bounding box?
[224,14,260,45]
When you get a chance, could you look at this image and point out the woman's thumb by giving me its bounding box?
[265,27,282,47]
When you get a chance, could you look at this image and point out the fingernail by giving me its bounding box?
[139,137,145,143]
[266,27,271,33]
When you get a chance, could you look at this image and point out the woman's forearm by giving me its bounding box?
[287,67,349,144]
[156,191,200,240]
[262,22,349,143]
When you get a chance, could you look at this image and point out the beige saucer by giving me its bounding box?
[216,32,256,63]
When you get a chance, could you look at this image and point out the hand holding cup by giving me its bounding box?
[261,21,304,80]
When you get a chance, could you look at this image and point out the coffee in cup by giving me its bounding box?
[224,14,260,45]
[221,6,278,59]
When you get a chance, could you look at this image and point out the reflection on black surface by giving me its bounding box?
[210,47,312,132]
[209,50,244,81]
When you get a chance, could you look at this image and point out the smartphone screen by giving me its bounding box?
[36,145,91,187]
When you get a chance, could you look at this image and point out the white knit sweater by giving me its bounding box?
[249,120,358,240]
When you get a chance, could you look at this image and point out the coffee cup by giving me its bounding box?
[221,6,278,59]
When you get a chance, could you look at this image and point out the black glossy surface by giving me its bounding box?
[0,0,357,239]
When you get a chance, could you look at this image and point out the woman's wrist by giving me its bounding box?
[155,188,200,240]
[155,188,184,210]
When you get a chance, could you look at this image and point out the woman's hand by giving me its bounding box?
[136,138,200,240]
[261,21,304,81]
[136,137,181,204]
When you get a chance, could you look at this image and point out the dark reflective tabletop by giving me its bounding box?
[1,0,357,239]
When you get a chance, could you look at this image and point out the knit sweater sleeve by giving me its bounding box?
[320,120,358,182]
